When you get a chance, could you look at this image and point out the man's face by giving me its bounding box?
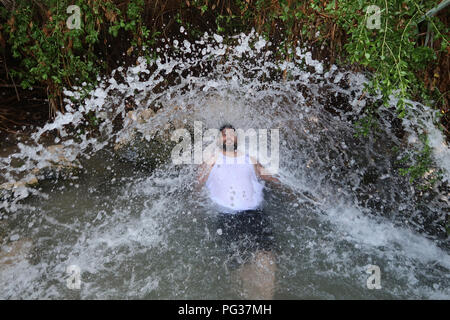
[221,128,237,151]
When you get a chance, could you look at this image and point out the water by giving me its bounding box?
[0,31,449,299]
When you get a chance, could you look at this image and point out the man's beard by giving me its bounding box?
[223,142,237,152]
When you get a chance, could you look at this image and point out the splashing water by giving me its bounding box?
[0,31,449,299]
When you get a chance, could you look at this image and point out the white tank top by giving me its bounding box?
[205,152,264,213]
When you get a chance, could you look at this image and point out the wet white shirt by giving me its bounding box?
[205,152,264,213]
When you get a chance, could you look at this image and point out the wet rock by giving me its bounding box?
[1,144,82,203]
[0,239,32,270]
[139,108,156,123]
[114,131,137,152]
[0,175,38,192]
[10,234,19,242]
[114,106,184,153]
[116,131,176,171]
[114,108,157,151]
[0,220,7,242]
[362,166,379,185]
[45,144,80,168]
[31,144,82,178]
[127,108,156,124]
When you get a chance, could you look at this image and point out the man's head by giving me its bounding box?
[219,124,237,152]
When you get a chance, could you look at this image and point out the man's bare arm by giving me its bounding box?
[195,154,217,191]
[250,156,281,184]
[256,163,281,184]
[250,157,302,203]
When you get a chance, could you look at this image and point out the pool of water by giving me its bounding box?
[0,32,448,299]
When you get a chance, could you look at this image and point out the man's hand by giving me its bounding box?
[253,163,299,202]
[195,153,217,192]
[250,156,281,184]
[257,164,281,184]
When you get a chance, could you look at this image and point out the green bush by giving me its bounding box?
[1,0,448,185]
[0,0,154,114]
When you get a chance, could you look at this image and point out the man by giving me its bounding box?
[196,124,280,299]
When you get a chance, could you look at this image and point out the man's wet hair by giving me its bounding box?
[219,124,237,151]
[219,124,235,132]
